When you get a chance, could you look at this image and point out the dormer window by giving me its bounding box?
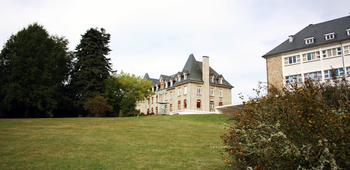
[219,77,223,84]
[184,73,187,80]
[211,75,214,83]
[156,84,158,92]
[178,74,181,82]
[170,79,173,87]
[165,81,168,88]
[152,86,154,92]
[324,32,335,40]
[347,29,350,36]
[304,37,315,44]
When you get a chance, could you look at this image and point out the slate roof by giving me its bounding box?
[143,54,233,88]
[262,16,350,58]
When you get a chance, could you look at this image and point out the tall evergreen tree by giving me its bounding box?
[0,23,73,117]
[69,28,112,108]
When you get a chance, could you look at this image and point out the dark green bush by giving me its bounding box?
[221,79,350,169]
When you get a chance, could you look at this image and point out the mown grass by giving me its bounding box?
[0,114,232,169]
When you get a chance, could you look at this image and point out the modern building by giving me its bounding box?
[262,16,350,89]
[136,54,233,115]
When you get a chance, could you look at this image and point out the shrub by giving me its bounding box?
[83,95,113,117]
[221,79,350,169]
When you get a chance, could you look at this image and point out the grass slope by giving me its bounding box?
[0,114,231,170]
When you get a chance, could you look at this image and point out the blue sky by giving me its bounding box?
[1,0,350,104]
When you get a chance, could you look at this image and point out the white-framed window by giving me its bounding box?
[324,68,344,79]
[285,74,302,84]
[184,86,187,95]
[156,85,158,92]
[302,51,320,61]
[284,55,300,65]
[178,100,181,110]
[210,101,214,109]
[170,79,173,87]
[165,81,168,88]
[322,47,342,58]
[152,87,154,92]
[219,77,223,84]
[197,86,201,94]
[210,88,214,96]
[346,29,350,36]
[304,37,315,44]
[170,92,173,99]
[304,71,322,81]
[343,45,349,55]
[211,76,214,82]
[219,89,223,97]
[178,87,181,96]
[324,32,336,40]
[165,93,168,100]
[347,67,350,75]
[184,73,187,80]
[178,74,181,82]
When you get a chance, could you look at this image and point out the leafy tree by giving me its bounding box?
[104,71,153,117]
[221,80,350,169]
[83,94,113,117]
[68,28,112,109]
[0,23,72,117]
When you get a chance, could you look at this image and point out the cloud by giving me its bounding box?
[1,0,350,104]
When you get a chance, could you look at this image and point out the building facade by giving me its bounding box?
[136,54,233,115]
[262,16,350,89]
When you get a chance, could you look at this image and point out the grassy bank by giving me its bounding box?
[0,114,231,169]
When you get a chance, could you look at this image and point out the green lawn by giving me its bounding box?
[0,114,232,170]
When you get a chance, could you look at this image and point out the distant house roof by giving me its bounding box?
[143,54,233,88]
[262,16,350,58]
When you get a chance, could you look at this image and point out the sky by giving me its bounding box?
[1,0,350,104]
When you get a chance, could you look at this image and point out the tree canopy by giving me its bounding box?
[0,23,72,117]
[104,71,153,117]
[68,28,112,108]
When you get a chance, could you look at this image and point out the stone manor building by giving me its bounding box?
[136,54,233,115]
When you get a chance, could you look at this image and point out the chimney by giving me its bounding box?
[289,35,294,43]
[202,56,210,112]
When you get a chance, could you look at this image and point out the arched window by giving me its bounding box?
[219,102,223,106]
[184,99,187,108]
[178,100,181,109]
[156,107,158,114]
[170,104,173,111]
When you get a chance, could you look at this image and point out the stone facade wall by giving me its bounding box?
[266,55,283,89]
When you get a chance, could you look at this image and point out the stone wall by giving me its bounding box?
[266,56,283,89]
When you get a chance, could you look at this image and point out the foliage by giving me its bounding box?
[0,23,72,117]
[104,71,153,117]
[221,79,350,169]
[83,94,113,117]
[68,27,112,108]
